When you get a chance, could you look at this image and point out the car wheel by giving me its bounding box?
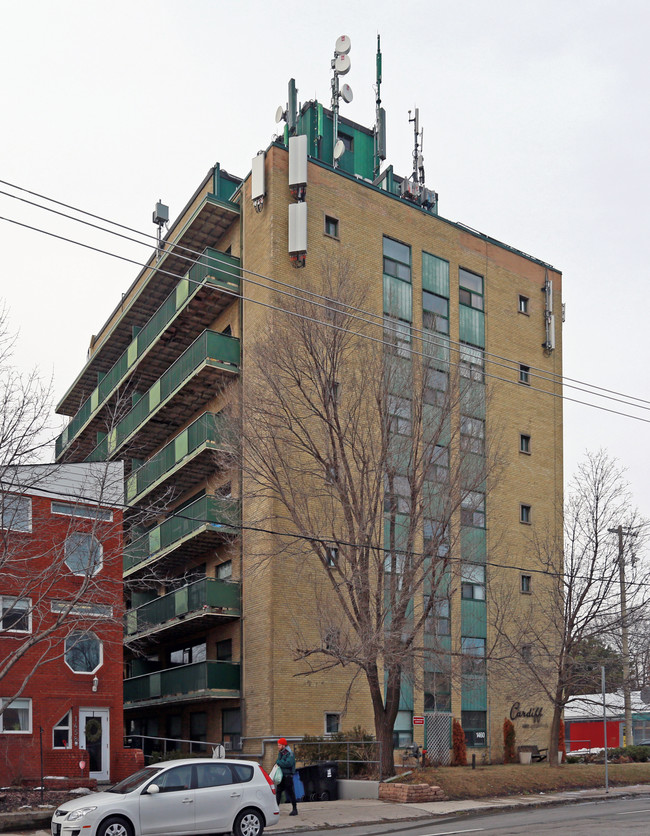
[96,816,134,836]
[233,807,264,836]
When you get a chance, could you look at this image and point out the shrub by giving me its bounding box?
[294,726,377,776]
[452,719,467,766]
[503,718,516,764]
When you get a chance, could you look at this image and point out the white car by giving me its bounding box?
[50,758,280,836]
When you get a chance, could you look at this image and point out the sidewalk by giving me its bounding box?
[2,783,650,835]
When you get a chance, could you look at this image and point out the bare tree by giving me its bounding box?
[231,260,501,775]
[491,450,649,767]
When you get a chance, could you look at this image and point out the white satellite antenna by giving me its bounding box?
[275,105,286,124]
[331,36,353,168]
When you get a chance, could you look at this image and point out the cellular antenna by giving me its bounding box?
[374,34,386,179]
[400,108,438,213]
[331,36,353,168]
[152,200,169,262]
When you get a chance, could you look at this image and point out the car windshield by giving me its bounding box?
[107,766,164,793]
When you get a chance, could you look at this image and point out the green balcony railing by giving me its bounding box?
[87,330,239,462]
[126,413,225,505]
[124,660,240,703]
[125,577,240,636]
[56,249,240,459]
[124,495,239,572]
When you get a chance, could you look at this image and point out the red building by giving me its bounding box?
[0,463,141,786]
[565,692,650,751]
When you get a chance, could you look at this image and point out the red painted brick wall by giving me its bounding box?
[0,488,133,785]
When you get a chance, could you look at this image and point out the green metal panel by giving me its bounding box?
[461,674,487,711]
[90,389,99,412]
[383,275,412,321]
[123,661,240,703]
[175,277,189,308]
[459,307,485,348]
[461,598,487,638]
[422,331,450,371]
[127,337,138,368]
[149,379,160,410]
[174,429,188,462]
[460,383,486,419]
[175,585,189,616]
[461,527,486,563]
[422,253,450,297]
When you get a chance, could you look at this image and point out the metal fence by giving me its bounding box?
[293,739,382,779]
[124,734,222,764]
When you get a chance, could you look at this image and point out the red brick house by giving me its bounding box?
[0,463,141,786]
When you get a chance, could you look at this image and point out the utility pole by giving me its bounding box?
[609,524,633,746]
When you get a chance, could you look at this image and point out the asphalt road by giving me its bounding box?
[280,796,650,836]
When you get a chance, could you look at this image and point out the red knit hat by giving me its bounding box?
[278,737,287,746]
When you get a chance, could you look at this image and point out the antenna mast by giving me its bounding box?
[331,36,353,168]
[374,35,387,180]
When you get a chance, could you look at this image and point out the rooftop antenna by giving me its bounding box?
[408,108,425,186]
[331,35,353,168]
[374,34,387,180]
[152,200,169,262]
[275,78,299,137]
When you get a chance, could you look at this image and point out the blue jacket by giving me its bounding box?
[277,745,296,776]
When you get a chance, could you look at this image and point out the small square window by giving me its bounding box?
[325,712,340,735]
[518,295,529,314]
[521,574,532,594]
[520,434,531,454]
[520,504,532,524]
[519,364,530,385]
[521,644,533,662]
[324,215,339,238]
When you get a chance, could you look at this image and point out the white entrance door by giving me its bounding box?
[79,708,110,781]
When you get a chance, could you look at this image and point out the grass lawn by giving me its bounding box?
[401,762,650,799]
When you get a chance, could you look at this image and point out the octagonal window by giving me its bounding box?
[64,532,102,576]
[65,630,102,673]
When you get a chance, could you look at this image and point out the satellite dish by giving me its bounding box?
[641,685,650,705]
[334,53,351,75]
[333,139,345,160]
[335,35,351,55]
[341,84,353,104]
[275,106,285,124]
[212,744,226,759]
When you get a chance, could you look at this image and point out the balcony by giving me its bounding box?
[126,413,227,508]
[124,495,239,577]
[125,577,240,641]
[56,250,240,461]
[57,180,241,419]
[124,660,240,706]
[85,330,239,464]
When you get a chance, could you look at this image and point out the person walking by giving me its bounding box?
[276,737,298,816]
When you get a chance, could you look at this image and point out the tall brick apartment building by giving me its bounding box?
[54,49,563,765]
[0,463,140,784]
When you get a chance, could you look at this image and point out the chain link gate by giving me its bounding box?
[424,712,452,765]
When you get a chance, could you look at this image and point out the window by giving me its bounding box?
[461,637,486,675]
[462,710,487,747]
[1,596,30,632]
[51,601,112,618]
[166,715,182,751]
[423,367,448,406]
[384,474,410,514]
[520,504,532,524]
[190,712,207,752]
[326,547,338,567]
[65,631,102,673]
[387,394,412,436]
[521,574,532,594]
[156,764,193,792]
[216,560,232,580]
[519,364,530,385]
[383,237,411,282]
[461,491,485,528]
[222,708,242,751]
[459,343,484,383]
[53,711,71,748]
[169,640,206,666]
[52,502,113,521]
[423,519,449,557]
[384,315,411,358]
[325,713,340,735]
[195,762,235,788]
[459,268,484,310]
[424,672,451,712]
[64,532,102,576]
[461,564,486,600]
[324,215,339,238]
[339,133,354,153]
[0,494,31,533]
[423,290,449,335]
[424,596,450,636]
[520,434,531,454]
[426,445,449,484]
[521,644,533,662]
[460,416,485,455]
[518,295,529,314]
[0,698,31,733]
[216,639,232,662]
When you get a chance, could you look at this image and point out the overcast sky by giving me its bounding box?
[1,0,648,519]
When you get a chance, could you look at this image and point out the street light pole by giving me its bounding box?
[609,524,633,746]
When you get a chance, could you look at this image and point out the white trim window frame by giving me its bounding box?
[0,494,32,533]
[0,697,32,733]
[1,595,32,633]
